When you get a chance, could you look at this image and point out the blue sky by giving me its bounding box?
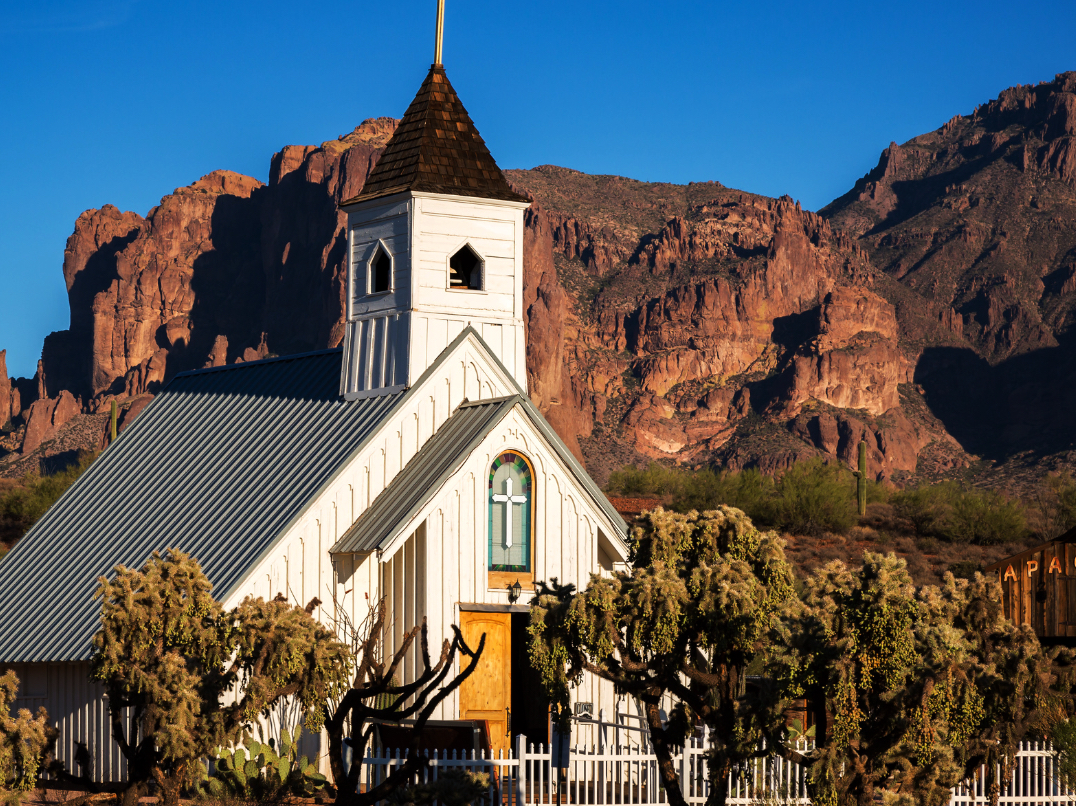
[1,0,1074,379]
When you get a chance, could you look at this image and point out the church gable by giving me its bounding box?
[218,328,536,612]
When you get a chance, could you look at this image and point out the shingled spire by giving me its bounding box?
[344,65,530,205]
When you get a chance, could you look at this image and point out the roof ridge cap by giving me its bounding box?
[171,347,343,380]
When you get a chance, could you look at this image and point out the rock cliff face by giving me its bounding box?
[822,71,1076,467]
[47,118,397,405]
[1,119,397,471]
[507,168,934,481]
[9,74,1076,486]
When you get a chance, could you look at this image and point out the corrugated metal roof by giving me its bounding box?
[0,325,627,664]
[0,349,401,663]
[332,396,519,554]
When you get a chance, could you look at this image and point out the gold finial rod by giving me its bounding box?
[434,0,445,65]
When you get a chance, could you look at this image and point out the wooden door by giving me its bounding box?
[459,611,512,755]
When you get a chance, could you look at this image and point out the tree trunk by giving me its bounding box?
[119,781,145,806]
[644,701,689,806]
[704,753,731,806]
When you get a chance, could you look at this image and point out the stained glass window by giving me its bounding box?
[488,451,533,572]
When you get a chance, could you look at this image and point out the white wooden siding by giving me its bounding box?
[9,662,126,783]
[343,192,528,396]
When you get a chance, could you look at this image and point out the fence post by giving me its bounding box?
[680,737,690,804]
[515,732,526,806]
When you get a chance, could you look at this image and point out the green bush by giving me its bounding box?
[1033,471,1076,539]
[0,451,96,546]
[891,482,958,537]
[892,481,1026,545]
[607,459,861,536]
[606,463,685,498]
[945,488,1027,545]
[675,467,777,525]
[771,458,857,536]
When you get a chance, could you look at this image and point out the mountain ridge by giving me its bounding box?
[3,74,1075,491]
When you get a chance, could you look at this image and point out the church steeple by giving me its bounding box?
[341,65,529,207]
[338,29,531,400]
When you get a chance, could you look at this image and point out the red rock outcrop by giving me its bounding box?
[5,120,397,467]
[0,351,12,425]
[783,288,907,417]
[822,71,1076,468]
[507,168,930,478]
[26,73,1076,484]
[21,391,81,455]
[43,118,398,407]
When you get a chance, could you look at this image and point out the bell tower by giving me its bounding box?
[338,18,531,400]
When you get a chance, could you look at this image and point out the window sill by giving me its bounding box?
[488,571,534,590]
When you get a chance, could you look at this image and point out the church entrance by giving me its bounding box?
[458,610,549,756]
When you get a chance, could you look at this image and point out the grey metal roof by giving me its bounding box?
[333,396,520,554]
[0,349,402,663]
[0,325,626,664]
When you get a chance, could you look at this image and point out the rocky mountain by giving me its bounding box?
[823,71,1076,475]
[513,169,941,482]
[4,73,1076,488]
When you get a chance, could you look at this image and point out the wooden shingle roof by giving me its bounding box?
[344,64,530,205]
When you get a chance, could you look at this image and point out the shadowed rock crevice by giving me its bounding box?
[915,334,1076,462]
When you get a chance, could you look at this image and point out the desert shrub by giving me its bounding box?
[0,451,96,546]
[607,460,865,535]
[771,458,856,536]
[865,477,891,504]
[949,559,982,579]
[605,463,685,497]
[675,467,776,525]
[892,482,1026,545]
[1032,471,1076,539]
[891,481,959,536]
[944,487,1027,545]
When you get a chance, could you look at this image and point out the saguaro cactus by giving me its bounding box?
[854,440,867,517]
[110,399,118,444]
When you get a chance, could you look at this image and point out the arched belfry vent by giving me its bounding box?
[449,244,483,290]
[342,65,531,206]
[370,244,392,294]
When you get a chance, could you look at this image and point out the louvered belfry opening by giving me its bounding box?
[449,244,482,289]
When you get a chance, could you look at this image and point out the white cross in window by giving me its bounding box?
[493,477,528,548]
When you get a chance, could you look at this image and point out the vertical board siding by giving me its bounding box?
[987,539,1076,640]
[10,663,127,783]
[367,406,624,732]
[346,195,528,395]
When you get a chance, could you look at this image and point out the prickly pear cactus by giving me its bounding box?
[193,725,328,799]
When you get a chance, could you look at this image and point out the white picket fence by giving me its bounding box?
[358,728,1076,805]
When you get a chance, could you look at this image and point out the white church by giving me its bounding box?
[0,43,629,781]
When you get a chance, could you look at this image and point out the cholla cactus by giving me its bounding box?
[0,671,55,794]
[774,554,1075,806]
[90,549,352,806]
[529,506,797,806]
